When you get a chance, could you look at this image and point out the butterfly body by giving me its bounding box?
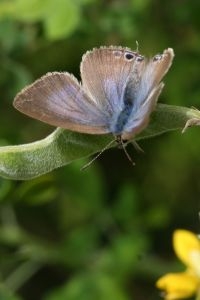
[13,46,174,142]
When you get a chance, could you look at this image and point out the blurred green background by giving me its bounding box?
[0,0,200,299]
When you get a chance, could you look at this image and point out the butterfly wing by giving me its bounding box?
[13,47,174,139]
[80,46,146,118]
[122,48,174,140]
[13,72,109,134]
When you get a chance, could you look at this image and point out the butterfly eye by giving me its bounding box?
[124,52,135,60]
[153,54,163,61]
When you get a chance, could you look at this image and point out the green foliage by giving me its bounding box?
[44,273,128,300]
[0,0,95,40]
[0,0,200,300]
[0,285,22,300]
[0,163,152,300]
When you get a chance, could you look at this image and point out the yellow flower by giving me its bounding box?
[156,230,200,300]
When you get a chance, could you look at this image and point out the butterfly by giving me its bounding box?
[13,46,174,163]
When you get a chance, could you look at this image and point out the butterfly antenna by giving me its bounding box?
[135,40,139,52]
[81,138,116,171]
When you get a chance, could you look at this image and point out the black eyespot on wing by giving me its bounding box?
[124,52,134,60]
[135,55,144,62]
[153,54,163,61]
[113,50,123,58]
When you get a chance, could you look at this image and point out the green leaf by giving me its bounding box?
[44,1,80,40]
[12,0,48,22]
[0,0,81,39]
[0,2,15,19]
[0,104,199,180]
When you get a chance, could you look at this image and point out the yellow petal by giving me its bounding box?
[173,230,200,268]
[156,272,199,300]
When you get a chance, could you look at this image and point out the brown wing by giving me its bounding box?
[13,72,109,134]
[80,46,146,117]
[122,48,174,140]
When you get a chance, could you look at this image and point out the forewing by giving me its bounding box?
[80,46,146,116]
[13,72,109,134]
[122,48,174,139]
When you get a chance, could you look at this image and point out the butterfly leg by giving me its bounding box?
[116,135,135,166]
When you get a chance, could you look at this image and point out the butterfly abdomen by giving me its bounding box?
[111,103,132,135]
